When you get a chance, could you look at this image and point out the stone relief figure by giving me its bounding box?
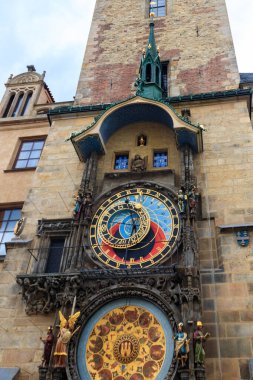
[83,192,93,219]
[73,191,93,219]
[177,189,187,213]
[188,185,198,217]
[174,322,190,367]
[40,326,54,367]
[54,310,80,367]
[134,75,144,95]
[131,154,147,172]
[73,191,83,218]
[194,321,210,368]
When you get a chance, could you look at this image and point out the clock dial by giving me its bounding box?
[90,187,180,269]
[98,201,150,249]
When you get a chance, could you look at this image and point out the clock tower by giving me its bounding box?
[38,13,204,380]
[14,1,253,380]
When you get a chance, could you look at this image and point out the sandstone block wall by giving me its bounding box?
[0,120,49,205]
[0,245,54,380]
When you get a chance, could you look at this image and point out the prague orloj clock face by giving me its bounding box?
[90,187,180,269]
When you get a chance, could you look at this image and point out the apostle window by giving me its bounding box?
[114,153,129,170]
[0,208,21,257]
[149,0,166,17]
[14,139,45,169]
[153,151,168,168]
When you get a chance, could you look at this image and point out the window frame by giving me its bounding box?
[12,136,46,171]
[149,0,166,18]
[44,237,66,273]
[153,149,169,168]
[2,93,16,118]
[114,152,130,171]
[1,90,34,118]
[0,205,22,258]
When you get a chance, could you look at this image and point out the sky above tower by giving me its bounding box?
[0,0,252,102]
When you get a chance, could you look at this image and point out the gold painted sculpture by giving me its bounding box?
[14,217,25,236]
[53,310,80,368]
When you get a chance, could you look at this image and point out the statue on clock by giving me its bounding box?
[131,154,147,172]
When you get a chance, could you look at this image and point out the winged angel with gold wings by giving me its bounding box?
[54,310,80,367]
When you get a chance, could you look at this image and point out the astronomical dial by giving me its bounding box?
[89,187,180,269]
[98,201,150,249]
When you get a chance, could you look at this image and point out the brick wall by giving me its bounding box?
[75,0,239,105]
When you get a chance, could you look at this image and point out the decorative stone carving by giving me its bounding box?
[37,219,73,236]
[16,267,200,316]
[131,154,147,172]
[10,73,41,84]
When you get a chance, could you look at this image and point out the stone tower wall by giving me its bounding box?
[75,0,239,105]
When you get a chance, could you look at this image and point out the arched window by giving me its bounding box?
[146,64,152,82]
[11,92,24,117]
[20,91,33,116]
[2,93,15,118]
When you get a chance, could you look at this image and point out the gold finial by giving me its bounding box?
[149,11,155,17]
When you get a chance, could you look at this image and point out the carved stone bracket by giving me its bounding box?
[16,267,200,315]
[37,218,73,236]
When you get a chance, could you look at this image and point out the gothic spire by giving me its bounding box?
[135,16,162,100]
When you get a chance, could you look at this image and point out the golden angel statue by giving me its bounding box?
[53,310,80,367]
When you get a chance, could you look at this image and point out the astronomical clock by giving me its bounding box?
[65,185,183,380]
[89,187,181,269]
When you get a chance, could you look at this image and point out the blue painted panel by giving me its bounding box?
[176,129,198,152]
[100,103,173,143]
[115,154,129,170]
[0,368,20,380]
[153,152,168,168]
[77,135,105,160]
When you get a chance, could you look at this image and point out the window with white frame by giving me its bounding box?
[14,139,45,169]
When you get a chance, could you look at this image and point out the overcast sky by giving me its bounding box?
[0,0,252,102]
